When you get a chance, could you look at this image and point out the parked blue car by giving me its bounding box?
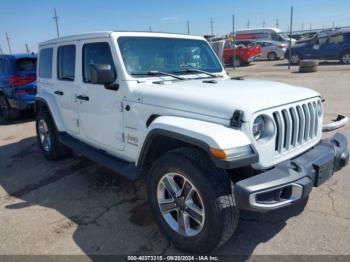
[286,29,350,65]
[0,53,37,120]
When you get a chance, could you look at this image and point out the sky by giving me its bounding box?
[0,0,349,53]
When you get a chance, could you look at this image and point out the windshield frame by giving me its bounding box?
[117,36,224,79]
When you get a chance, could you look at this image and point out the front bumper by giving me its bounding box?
[235,133,349,212]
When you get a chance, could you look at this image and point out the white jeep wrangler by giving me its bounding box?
[35,32,349,253]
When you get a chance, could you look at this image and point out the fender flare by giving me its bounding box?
[35,91,65,132]
[137,116,258,169]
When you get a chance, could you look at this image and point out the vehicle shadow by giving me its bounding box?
[274,61,344,67]
[0,137,307,257]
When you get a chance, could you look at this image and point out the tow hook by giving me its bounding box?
[323,114,348,132]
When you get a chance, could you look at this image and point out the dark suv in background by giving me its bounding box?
[0,53,37,120]
[286,29,350,65]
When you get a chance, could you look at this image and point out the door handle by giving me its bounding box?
[76,94,89,101]
[54,90,64,96]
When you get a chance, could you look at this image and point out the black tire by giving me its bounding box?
[267,52,277,61]
[147,147,239,253]
[340,50,350,64]
[0,94,20,121]
[36,108,71,160]
[232,56,242,67]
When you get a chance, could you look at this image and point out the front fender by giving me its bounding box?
[137,116,256,169]
[35,90,65,132]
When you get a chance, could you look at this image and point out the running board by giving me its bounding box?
[59,133,142,180]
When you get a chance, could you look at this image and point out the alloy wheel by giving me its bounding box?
[290,54,300,64]
[38,119,51,152]
[157,173,205,237]
[0,96,9,119]
[342,53,350,64]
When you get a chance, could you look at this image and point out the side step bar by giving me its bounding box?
[59,133,142,180]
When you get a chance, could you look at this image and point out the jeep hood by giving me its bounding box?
[131,78,320,121]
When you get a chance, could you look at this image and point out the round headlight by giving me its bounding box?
[252,116,265,140]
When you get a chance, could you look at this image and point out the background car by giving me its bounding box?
[286,29,350,65]
[254,40,288,60]
[0,53,37,120]
[235,28,296,46]
[223,40,261,66]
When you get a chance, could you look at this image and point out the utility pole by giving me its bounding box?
[6,32,12,54]
[276,19,279,28]
[232,13,236,70]
[301,23,304,31]
[262,20,266,28]
[25,44,30,53]
[0,45,3,54]
[309,23,312,31]
[247,19,250,28]
[149,26,152,32]
[210,17,214,35]
[187,20,190,35]
[53,8,60,38]
[332,21,335,28]
[288,6,293,70]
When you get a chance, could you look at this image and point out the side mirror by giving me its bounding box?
[90,64,116,85]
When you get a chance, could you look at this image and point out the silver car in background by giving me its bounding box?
[255,40,287,60]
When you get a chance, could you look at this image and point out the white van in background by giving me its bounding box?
[236,28,296,45]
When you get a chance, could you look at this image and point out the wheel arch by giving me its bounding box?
[35,94,65,132]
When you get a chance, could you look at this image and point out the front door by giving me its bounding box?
[77,40,125,152]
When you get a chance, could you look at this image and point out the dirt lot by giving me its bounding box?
[1,60,350,257]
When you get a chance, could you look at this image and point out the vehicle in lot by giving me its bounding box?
[236,28,296,46]
[245,40,287,60]
[286,29,350,65]
[0,53,37,120]
[35,31,349,253]
[223,40,261,66]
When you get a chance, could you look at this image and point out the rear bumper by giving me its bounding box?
[235,133,349,212]
[8,97,35,110]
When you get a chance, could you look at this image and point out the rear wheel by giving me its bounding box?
[267,52,277,61]
[232,56,242,67]
[36,108,71,160]
[340,51,350,64]
[290,53,302,65]
[0,94,20,121]
[147,147,239,253]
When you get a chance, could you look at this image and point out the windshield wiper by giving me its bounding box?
[131,70,185,80]
[176,68,219,78]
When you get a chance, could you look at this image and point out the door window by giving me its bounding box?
[329,35,344,44]
[39,48,53,79]
[57,45,76,81]
[82,42,116,83]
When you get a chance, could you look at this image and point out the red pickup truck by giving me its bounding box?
[223,40,261,66]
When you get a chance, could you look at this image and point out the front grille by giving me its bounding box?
[273,100,320,153]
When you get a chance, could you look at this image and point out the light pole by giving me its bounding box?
[53,8,60,38]
[6,32,12,54]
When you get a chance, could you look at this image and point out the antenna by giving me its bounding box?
[187,20,190,35]
[25,44,30,53]
[210,17,214,35]
[6,32,12,54]
[53,8,60,38]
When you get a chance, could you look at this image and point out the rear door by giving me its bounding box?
[321,34,344,59]
[53,43,80,135]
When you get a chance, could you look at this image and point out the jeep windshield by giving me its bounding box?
[117,37,223,77]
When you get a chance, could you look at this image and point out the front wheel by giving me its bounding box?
[267,52,277,61]
[147,148,239,253]
[290,53,301,65]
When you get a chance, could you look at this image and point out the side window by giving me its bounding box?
[329,35,344,44]
[317,37,328,45]
[39,48,53,79]
[57,45,76,81]
[83,42,116,83]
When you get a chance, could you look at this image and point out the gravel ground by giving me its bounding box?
[0,60,349,257]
